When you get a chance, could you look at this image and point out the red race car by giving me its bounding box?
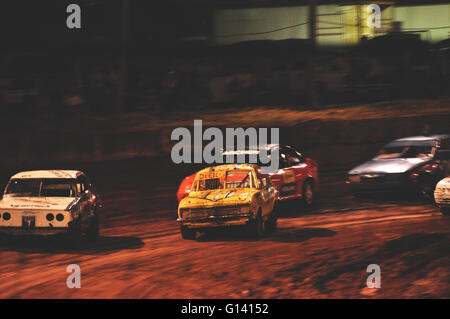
[177,144,319,207]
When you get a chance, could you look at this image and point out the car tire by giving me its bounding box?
[69,215,97,247]
[68,220,85,248]
[86,214,99,242]
[352,190,365,199]
[418,176,435,201]
[0,234,11,245]
[180,225,196,240]
[265,205,278,234]
[248,211,264,238]
[441,208,450,216]
[302,181,316,209]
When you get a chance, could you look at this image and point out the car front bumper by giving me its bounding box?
[177,213,253,229]
[434,190,450,208]
[347,180,405,191]
[0,226,71,236]
[346,174,416,193]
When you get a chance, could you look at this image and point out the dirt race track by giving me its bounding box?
[0,157,448,299]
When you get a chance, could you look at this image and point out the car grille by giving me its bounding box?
[434,190,450,205]
[436,198,450,205]
[359,174,387,183]
[183,206,246,219]
[360,173,403,183]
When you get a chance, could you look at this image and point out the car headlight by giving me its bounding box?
[180,209,191,218]
[349,175,361,183]
[384,173,402,182]
[71,211,79,219]
[436,185,450,193]
[238,206,250,214]
[222,205,249,215]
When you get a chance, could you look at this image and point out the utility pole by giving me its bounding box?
[356,4,362,42]
[309,0,317,49]
[307,0,318,107]
[118,0,130,113]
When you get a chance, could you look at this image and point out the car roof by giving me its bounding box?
[394,134,449,142]
[222,144,293,155]
[222,149,260,155]
[196,164,259,175]
[11,170,84,179]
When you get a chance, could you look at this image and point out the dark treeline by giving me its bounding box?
[1,1,450,116]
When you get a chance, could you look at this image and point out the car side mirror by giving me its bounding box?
[435,150,450,160]
[80,189,90,199]
[279,158,289,169]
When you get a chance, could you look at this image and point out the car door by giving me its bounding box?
[436,138,450,177]
[283,147,311,196]
[75,175,96,218]
[255,172,271,218]
[276,149,296,197]
[277,147,305,197]
[263,175,278,212]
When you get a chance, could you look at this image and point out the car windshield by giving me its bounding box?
[225,171,252,189]
[376,143,435,159]
[222,152,269,166]
[194,170,253,191]
[221,150,279,173]
[5,178,77,197]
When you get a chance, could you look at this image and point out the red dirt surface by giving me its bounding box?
[0,159,448,298]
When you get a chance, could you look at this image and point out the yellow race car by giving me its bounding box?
[177,164,279,239]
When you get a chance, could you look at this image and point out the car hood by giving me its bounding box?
[180,189,257,208]
[348,157,431,175]
[0,196,77,210]
[436,177,450,190]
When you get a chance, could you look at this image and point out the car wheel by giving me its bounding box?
[0,234,11,245]
[265,205,278,234]
[303,181,315,209]
[352,190,365,199]
[441,208,450,216]
[248,211,264,238]
[68,223,84,248]
[180,225,196,240]
[86,214,99,242]
[418,177,435,201]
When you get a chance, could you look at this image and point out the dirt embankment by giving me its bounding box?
[1,100,449,171]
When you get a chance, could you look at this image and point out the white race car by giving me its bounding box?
[434,177,450,216]
[0,170,101,241]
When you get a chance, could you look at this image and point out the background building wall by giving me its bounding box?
[316,4,345,47]
[394,4,450,42]
[212,6,309,45]
[212,3,449,47]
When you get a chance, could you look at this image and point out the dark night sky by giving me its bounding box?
[0,0,212,50]
[1,0,449,50]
